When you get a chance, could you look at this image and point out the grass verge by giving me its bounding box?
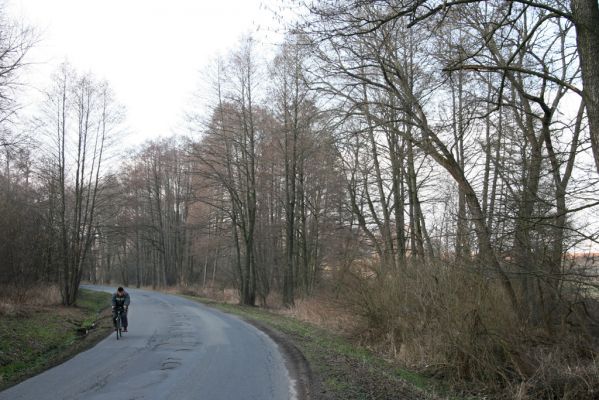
[0,289,112,390]
[183,295,445,400]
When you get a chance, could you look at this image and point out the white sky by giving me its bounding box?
[7,0,280,145]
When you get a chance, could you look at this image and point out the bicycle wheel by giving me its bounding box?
[116,314,121,340]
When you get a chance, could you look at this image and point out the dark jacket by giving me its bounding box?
[112,291,131,309]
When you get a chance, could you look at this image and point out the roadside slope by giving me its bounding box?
[184,296,440,400]
[0,289,112,390]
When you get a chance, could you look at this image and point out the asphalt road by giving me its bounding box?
[0,286,296,400]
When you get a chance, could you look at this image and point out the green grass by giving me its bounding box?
[184,296,446,399]
[76,289,110,313]
[395,368,443,393]
[76,289,111,330]
[0,288,111,388]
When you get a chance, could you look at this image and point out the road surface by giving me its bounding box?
[0,286,296,400]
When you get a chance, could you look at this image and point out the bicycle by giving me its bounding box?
[114,308,124,340]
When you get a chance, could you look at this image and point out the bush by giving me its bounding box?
[339,260,599,398]
[0,284,62,316]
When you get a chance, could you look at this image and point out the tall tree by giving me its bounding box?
[41,64,122,305]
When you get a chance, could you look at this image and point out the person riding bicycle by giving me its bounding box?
[112,287,130,332]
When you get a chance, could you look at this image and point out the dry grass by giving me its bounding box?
[509,351,599,400]
[276,295,359,336]
[166,284,240,304]
[335,260,599,398]
[0,284,62,316]
[171,283,358,335]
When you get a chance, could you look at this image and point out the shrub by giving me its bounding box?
[0,284,62,316]
[339,260,599,398]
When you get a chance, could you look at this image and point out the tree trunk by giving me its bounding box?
[572,0,599,174]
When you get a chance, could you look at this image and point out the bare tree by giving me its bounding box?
[40,63,122,305]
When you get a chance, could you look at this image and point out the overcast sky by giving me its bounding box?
[7,0,280,145]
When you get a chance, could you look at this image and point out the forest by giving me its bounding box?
[2,0,599,397]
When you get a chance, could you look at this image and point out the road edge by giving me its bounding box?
[181,296,315,400]
[241,317,315,400]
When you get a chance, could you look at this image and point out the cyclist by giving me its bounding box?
[112,287,130,332]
